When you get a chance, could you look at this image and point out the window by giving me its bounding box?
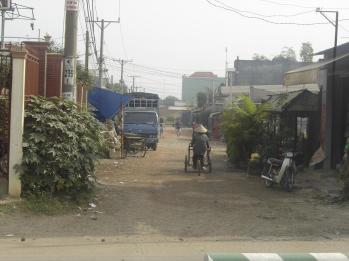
[297,117,308,139]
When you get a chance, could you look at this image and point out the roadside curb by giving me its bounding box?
[205,253,349,261]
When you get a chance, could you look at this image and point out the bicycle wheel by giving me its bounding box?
[197,160,201,176]
[208,158,212,173]
[282,167,294,192]
[184,155,188,173]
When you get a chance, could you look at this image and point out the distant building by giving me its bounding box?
[182,71,225,106]
[233,57,310,86]
[222,57,314,106]
[221,84,319,106]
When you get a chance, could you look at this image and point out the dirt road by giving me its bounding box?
[0,128,348,242]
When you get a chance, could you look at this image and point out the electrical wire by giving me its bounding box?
[205,0,328,25]
[254,0,349,11]
[213,0,315,18]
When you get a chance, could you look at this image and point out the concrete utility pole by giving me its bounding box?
[129,75,140,92]
[113,59,132,93]
[112,58,131,159]
[88,18,120,88]
[316,8,339,168]
[82,30,90,110]
[1,8,5,48]
[85,30,89,72]
[63,0,79,101]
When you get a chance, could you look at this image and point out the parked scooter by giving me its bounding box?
[261,152,297,192]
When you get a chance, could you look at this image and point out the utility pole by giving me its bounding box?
[316,8,339,168]
[129,75,140,92]
[112,59,132,93]
[1,1,35,49]
[85,30,89,72]
[63,0,79,101]
[1,7,6,49]
[111,58,131,159]
[88,18,120,88]
[83,30,90,110]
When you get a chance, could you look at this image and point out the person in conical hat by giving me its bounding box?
[194,124,207,134]
[191,124,210,169]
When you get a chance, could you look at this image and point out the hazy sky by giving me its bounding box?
[6,0,349,98]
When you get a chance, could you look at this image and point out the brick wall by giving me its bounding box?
[25,54,40,96]
[23,42,49,96]
[46,54,63,98]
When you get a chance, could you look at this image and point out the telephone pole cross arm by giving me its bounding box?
[87,18,120,88]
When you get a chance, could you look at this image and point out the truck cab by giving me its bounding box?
[124,92,160,150]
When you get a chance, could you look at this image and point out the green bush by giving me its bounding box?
[221,95,270,168]
[19,96,106,199]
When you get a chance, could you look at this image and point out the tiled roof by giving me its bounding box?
[190,72,217,78]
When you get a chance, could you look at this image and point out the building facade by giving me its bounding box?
[182,72,225,106]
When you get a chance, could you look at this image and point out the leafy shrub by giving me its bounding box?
[221,95,270,168]
[19,96,106,199]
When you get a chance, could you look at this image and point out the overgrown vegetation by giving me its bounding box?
[221,95,270,168]
[19,96,106,199]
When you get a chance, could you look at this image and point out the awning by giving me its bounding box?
[284,53,349,86]
[88,87,131,120]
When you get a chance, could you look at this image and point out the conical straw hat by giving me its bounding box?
[194,124,207,133]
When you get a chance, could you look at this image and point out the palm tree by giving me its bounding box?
[221,95,270,167]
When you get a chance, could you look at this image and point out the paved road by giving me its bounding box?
[1,238,349,261]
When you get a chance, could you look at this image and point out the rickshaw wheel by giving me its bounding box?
[208,159,212,173]
[197,161,201,176]
[184,155,188,173]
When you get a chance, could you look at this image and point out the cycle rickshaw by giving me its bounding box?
[184,143,212,175]
[123,133,147,158]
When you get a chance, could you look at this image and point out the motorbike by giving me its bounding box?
[261,152,297,192]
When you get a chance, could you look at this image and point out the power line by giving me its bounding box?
[254,0,349,11]
[205,0,345,26]
[213,0,315,18]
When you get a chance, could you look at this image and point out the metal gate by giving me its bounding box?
[0,51,12,189]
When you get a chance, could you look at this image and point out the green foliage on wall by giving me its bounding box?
[19,96,106,199]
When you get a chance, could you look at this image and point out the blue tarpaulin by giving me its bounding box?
[88,87,131,120]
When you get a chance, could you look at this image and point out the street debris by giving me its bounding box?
[88,203,97,208]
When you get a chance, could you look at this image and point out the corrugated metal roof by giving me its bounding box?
[266,89,318,113]
[284,54,349,86]
[314,42,349,55]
